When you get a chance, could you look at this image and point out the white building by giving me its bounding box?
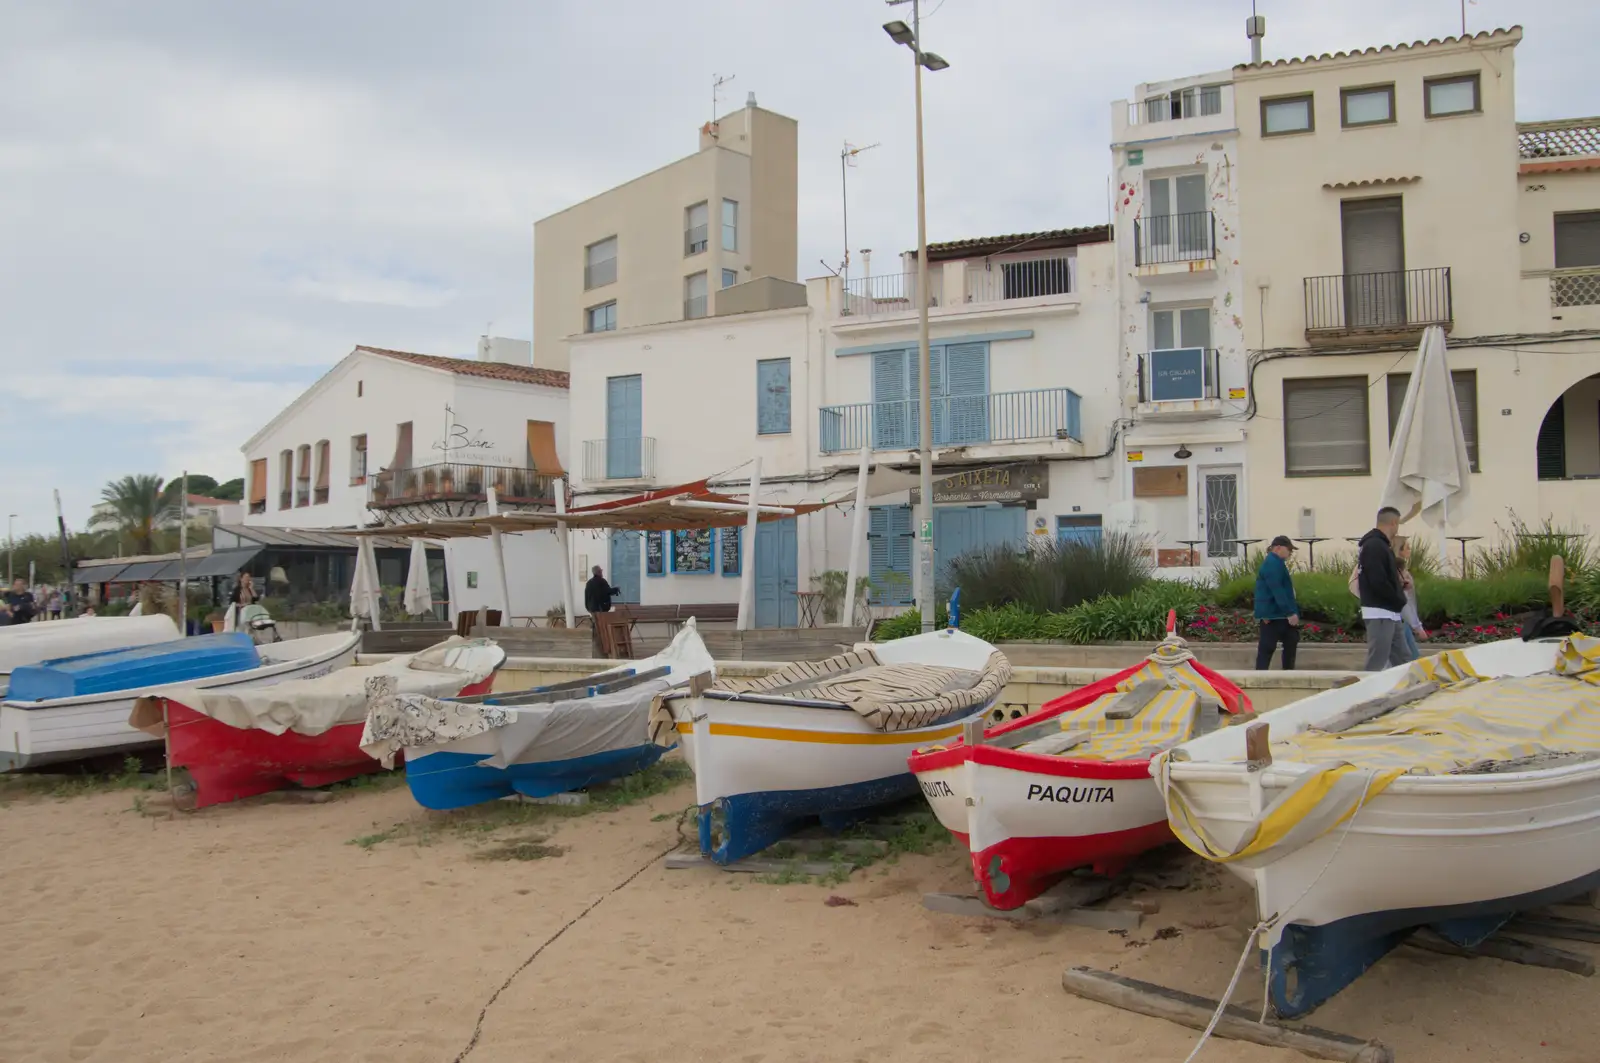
[240,345,572,620]
[1110,70,1250,568]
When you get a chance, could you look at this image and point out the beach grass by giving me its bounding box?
[0,755,169,805]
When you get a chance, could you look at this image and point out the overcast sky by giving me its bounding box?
[2,0,1595,535]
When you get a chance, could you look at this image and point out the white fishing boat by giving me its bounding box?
[1153,632,1600,1018]
[0,615,180,680]
[650,627,1011,864]
[365,622,715,810]
[0,631,361,771]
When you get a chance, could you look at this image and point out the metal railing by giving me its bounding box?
[1552,266,1600,308]
[249,500,266,515]
[295,479,310,507]
[683,295,708,319]
[840,271,935,317]
[1137,348,1220,404]
[964,257,1074,303]
[314,486,330,504]
[1303,267,1453,333]
[818,387,1082,453]
[684,224,709,256]
[583,437,657,481]
[369,462,555,508]
[278,490,292,511]
[583,257,617,290]
[1128,85,1225,125]
[1134,211,1215,265]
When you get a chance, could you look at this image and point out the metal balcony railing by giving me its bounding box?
[278,490,291,511]
[818,388,1082,453]
[584,437,656,481]
[1552,266,1600,308]
[840,272,933,318]
[1303,267,1453,334]
[1137,348,1220,404]
[684,295,707,319]
[369,462,555,509]
[964,257,1075,303]
[684,224,709,256]
[295,479,310,507]
[1134,211,1216,265]
[583,257,617,290]
[1129,85,1225,125]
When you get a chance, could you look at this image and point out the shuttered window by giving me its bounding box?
[1283,376,1371,476]
[1555,211,1600,269]
[756,358,791,435]
[1537,396,1567,481]
[248,459,268,513]
[1385,371,1479,472]
[872,343,990,447]
[871,349,919,449]
[867,505,914,605]
[314,440,331,489]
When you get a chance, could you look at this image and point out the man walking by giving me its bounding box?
[1,577,37,626]
[584,565,621,656]
[1253,535,1300,670]
[1357,507,1410,671]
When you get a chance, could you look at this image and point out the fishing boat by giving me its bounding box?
[650,627,1011,865]
[1153,631,1600,1019]
[909,613,1249,910]
[0,615,181,685]
[365,621,715,810]
[129,637,506,808]
[0,631,361,771]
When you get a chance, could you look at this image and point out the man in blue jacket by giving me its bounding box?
[1253,535,1300,670]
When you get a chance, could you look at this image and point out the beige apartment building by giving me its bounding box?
[1232,27,1600,567]
[530,96,798,371]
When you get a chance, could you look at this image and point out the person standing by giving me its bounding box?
[1253,535,1301,670]
[1393,537,1429,662]
[584,565,621,656]
[2,577,37,625]
[1357,507,1410,671]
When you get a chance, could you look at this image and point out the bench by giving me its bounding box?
[612,603,740,636]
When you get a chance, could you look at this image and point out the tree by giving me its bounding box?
[160,474,217,505]
[211,478,244,501]
[90,475,175,555]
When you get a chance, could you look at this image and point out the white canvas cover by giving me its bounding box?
[144,637,504,737]
[0,615,179,675]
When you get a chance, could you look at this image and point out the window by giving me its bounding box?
[278,450,293,509]
[350,434,368,485]
[1386,371,1479,472]
[356,380,363,398]
[248,458,268,515]
[868,505,914,604]
[722,269,738,289]
[1341,84,1394,127]
[313,440,331,503]
[584,236,617,289]
[1261,93,1313,136]
[1143,174,1210,261]
[684,271,707,319]
[1148,307,1213,402]
[1537,396,1567,481]
[1555,211,1600,269]
[1425,74,1480,118]
[722,199,738,251]
[585,300,617,333]
[1141,85,1223,123]
[685,202,708,256]
[1283,377,1370,476]
[757,358,791,435]
[295,444,312,506]
[1152,307,1212,351]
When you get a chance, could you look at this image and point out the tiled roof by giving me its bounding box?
[1521,159,1600,176]
[918,225,1111,263]
[1518,118,1600,160]
[1236,26,1521,71]
[186,494,233,507]
[357,346,570,389]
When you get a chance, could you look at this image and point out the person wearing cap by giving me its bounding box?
[1253,535,1300,670]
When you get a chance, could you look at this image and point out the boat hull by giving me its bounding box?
[403,741,667,811]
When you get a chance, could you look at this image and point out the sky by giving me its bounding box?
[2,0,1596,536]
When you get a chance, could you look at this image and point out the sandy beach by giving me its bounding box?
[1,767,1593,1063]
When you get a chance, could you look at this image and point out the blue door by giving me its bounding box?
[942,342,990,445]
[934,505,1026,584]
[609,531,641,604]
[1057,515,1104,547]
[605,375,643,478]
[754,519,798,628]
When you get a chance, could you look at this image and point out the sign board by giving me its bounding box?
[1133,465,1188,499]
[919,519,933,543]
[1127,149,1144,166]
[645,531,665,577]
[718,527,741,577]
[1228,386,1246,401]
[1126,450,1144,462]
[909,462,1048,505]
[1149,347,1206,403]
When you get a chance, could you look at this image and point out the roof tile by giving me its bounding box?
[917,225,1111,263]
[1236,27,1521,72]
[357,346,570,389]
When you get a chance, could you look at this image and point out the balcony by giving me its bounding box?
[963,257,1074,303]
[818,388,1081,454]
[369,462,555,510]
[1136,348,1222,420]
[1113,83,1236,144]
[1134,211,1216,271]
[684,295,707,320]
[1303,267,1452,341]
[684,224,709,257]
[1552,266,1600,309]
[840,272,932,318]
[583,437,657,482]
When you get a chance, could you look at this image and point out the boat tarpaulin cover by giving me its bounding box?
[1017,663,1221,761]
[0,615,180,675]
[130,637,503,738]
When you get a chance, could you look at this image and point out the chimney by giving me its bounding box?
[1245,13,1266,65]
[746,91,757,109]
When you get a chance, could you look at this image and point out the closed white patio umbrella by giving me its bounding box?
[403,538,434,616]
[349,537,383,631]
[1379,326,1473,571]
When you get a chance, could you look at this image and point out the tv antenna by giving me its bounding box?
[840,140,880,290]
[712,73,736,124]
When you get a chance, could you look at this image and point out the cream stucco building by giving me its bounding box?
[531,96,798,372]
[1227,27,1600,569]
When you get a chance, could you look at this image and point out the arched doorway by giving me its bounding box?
[1536,373,1600,481]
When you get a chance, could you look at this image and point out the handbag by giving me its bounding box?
[1348,565,1361,598]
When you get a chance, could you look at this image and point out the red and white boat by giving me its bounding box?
[908,613,1249,910]
[131,637,505,808]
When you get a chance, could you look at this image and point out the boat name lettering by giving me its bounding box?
[919,779,955,799]
[1026,783,1113,804]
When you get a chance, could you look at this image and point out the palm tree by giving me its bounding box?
[89,474,175,555]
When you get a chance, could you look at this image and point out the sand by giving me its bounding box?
[1,774,1594,1063]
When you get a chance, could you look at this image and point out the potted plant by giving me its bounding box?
[206,611,225,634]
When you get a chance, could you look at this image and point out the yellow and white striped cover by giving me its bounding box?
[1036,661,1227,762]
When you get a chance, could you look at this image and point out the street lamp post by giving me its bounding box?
[884,1,949,633]
[7,514,15,585]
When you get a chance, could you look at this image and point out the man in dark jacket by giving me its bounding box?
[584,565,621,656]
[1357,507,1409,671]
[2,578,36,625]
[1253,535,1300,670]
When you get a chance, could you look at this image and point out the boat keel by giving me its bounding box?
[698,775,920,865]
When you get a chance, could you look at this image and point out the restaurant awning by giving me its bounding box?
[185,547,265,579]
[72,563,131,585]
[109,561,171,582]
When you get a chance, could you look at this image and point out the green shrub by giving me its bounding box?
[1055,581,1209,645]
[939,530,1153,614]
[1414,570,1547,626]
[1471,513,1593,578]
[1572,567,1600,614]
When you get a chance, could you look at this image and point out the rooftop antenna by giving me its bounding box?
[1245,1,1265,65]
[840,140,880,294]
[712,73,735,125]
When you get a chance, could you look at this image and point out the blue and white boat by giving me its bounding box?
[647,628,1012,865]
[363,621,715,810]
[1153,633,1600,1018]
[0,631,361,771]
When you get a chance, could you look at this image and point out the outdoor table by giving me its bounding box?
[1226,538,1263,558]
[1296,536,1329,570]
[794,590,826,628]
[1175,540,1207,567]
[1446,535,1483,577]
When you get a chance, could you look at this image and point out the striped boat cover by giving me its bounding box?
[1274,634,1600,774]
[678,647,1012,734]
[1026,660,1224,761]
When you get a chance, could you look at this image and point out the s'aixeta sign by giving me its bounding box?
[909,462,1048,505]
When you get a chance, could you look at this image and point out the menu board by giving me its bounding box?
[645,531,665,577]
[719,527,741,577]
[671,528,713,574]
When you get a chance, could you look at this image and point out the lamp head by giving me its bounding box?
[883,20,914,45]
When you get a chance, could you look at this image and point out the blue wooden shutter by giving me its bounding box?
[867,505,890,601]
[944,342,989,444]
[887,505,913,603]
[928,345,947,445]
[872,350,909,449]
[757,359,791,435]
[867,505,914,605]
[605,375,643,478]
